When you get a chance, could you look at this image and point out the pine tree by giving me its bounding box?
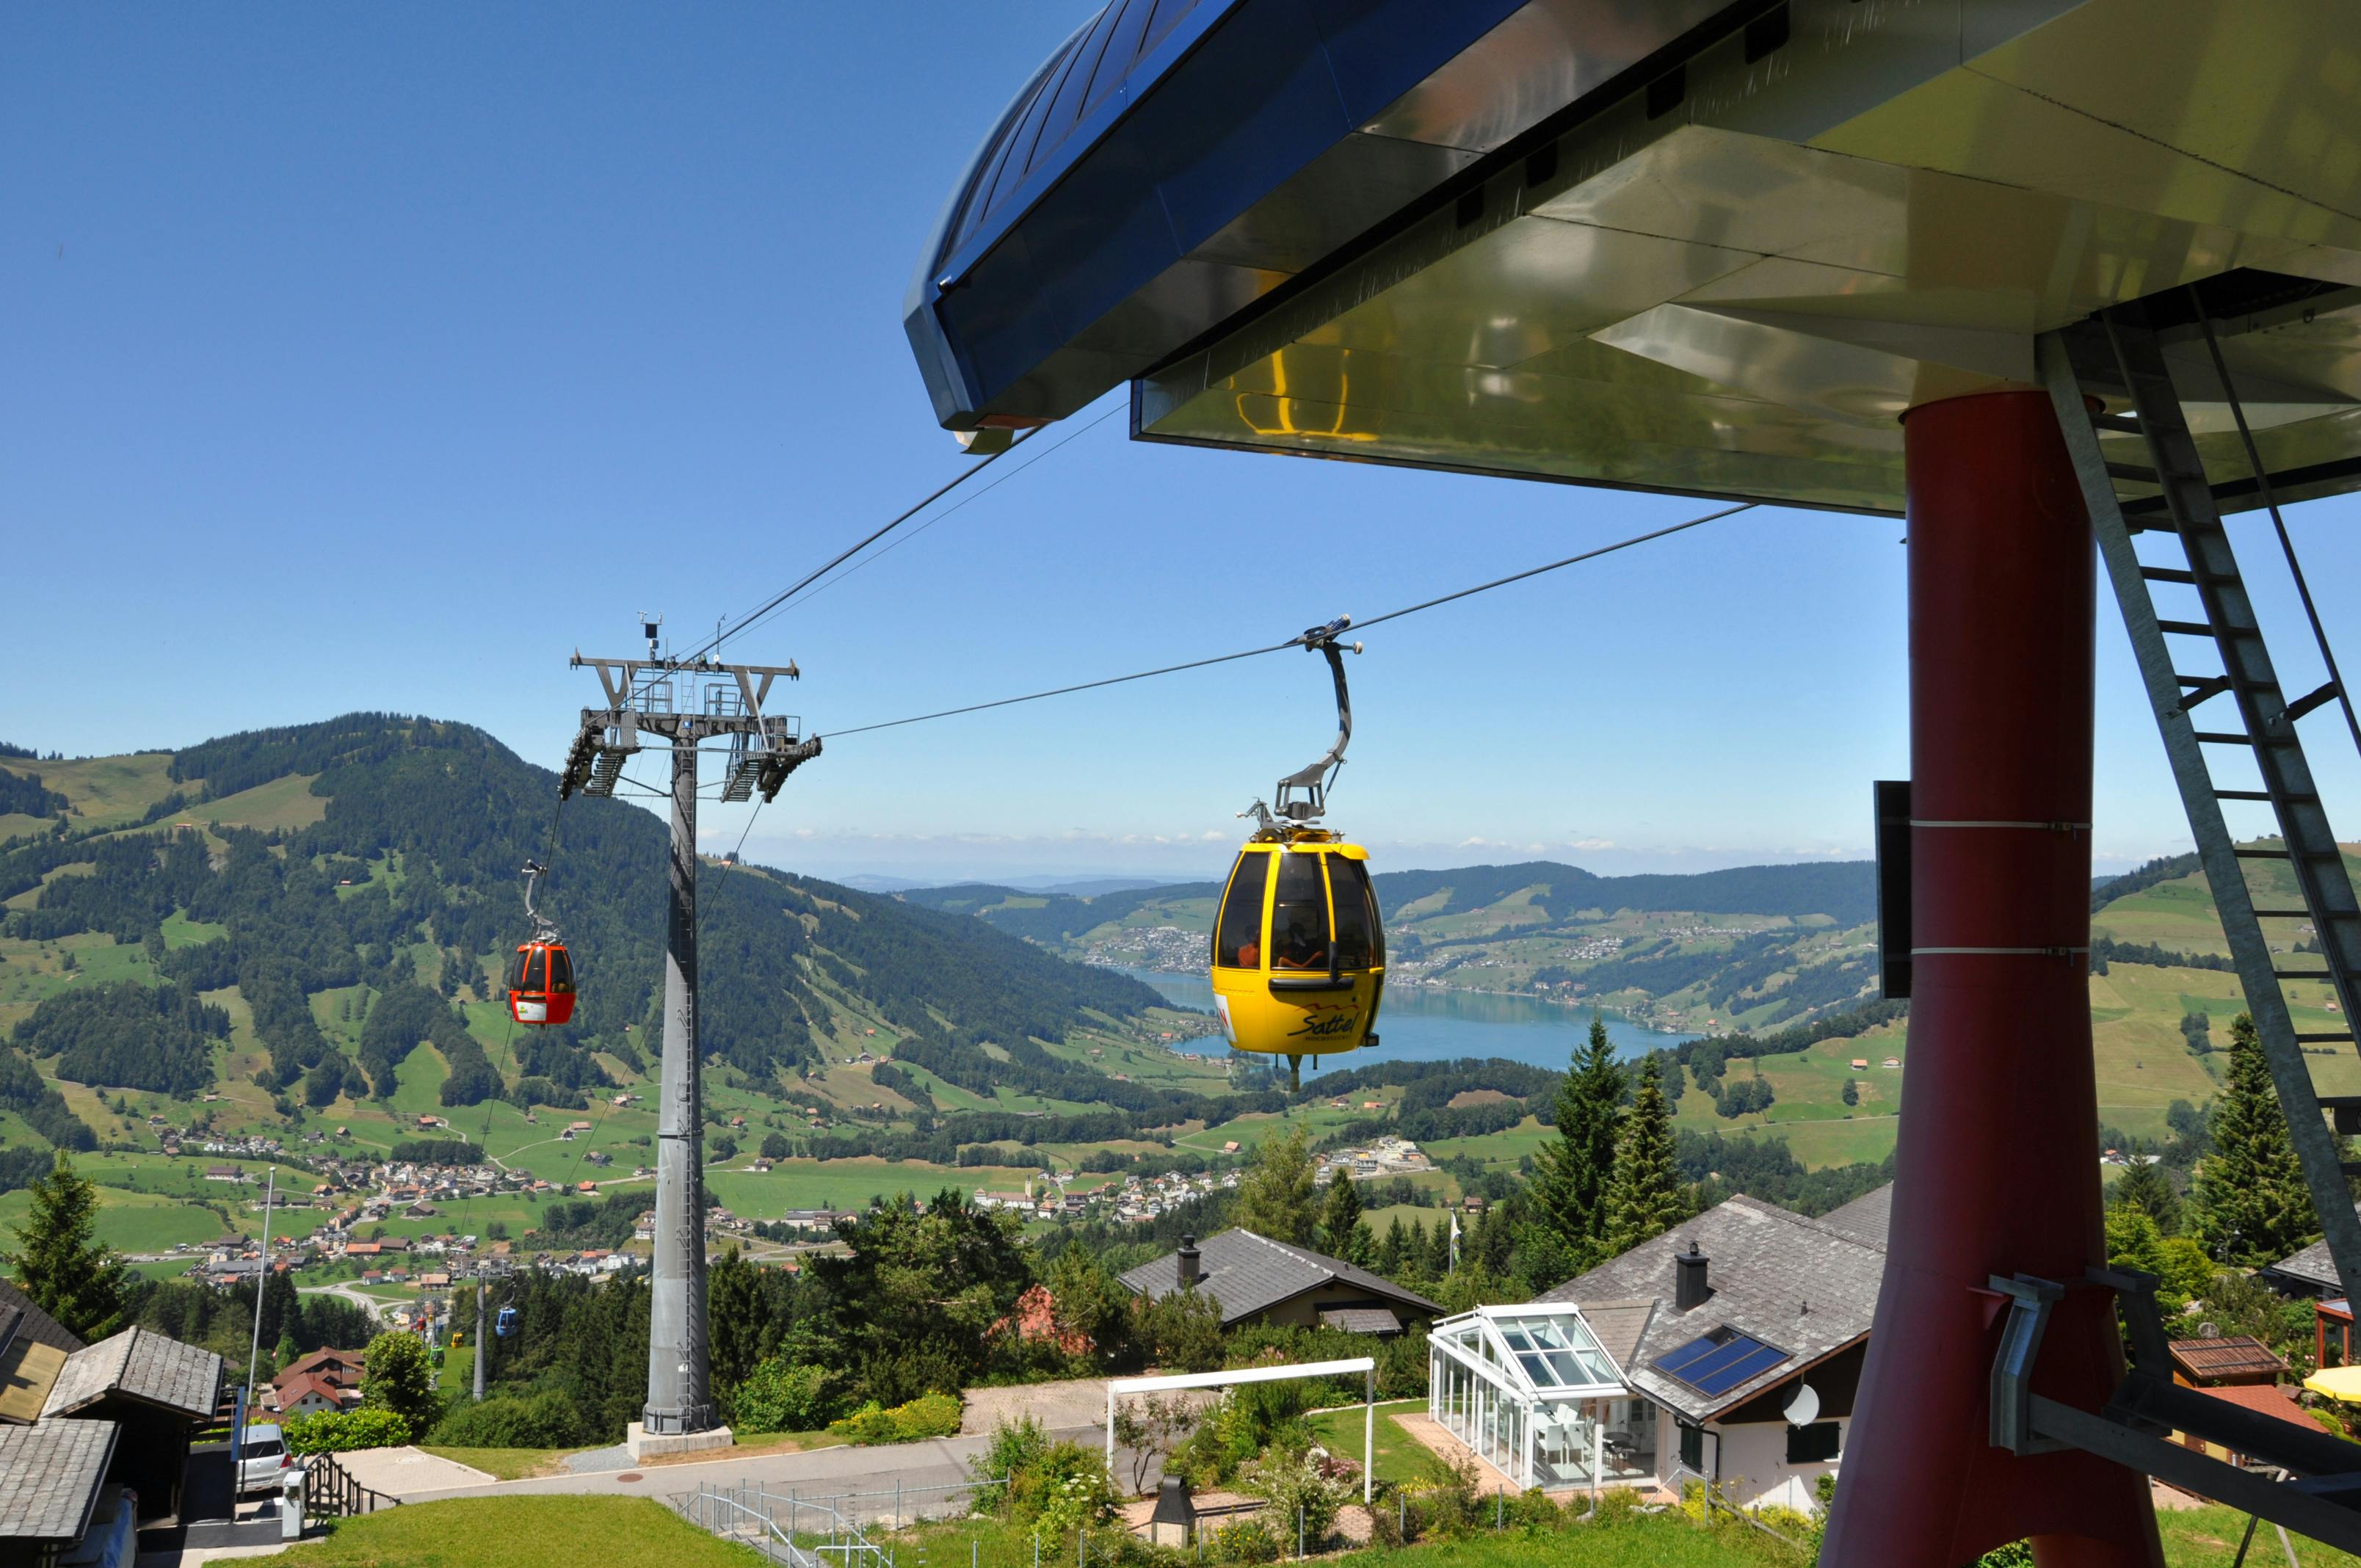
[2110,1157,2181,1236]
[1424,1213,1454,1277]
[1317,1168,1363,1259]
[1,1151,128,1340]
[2194,1013,2315,1266]
[1531,1015,1624,1266]
[1597,1073,1687,1260]
[1375,1216,1408,1276]
[1236,1127,1319,1246]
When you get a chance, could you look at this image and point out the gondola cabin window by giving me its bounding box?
[1214,852,1269,968]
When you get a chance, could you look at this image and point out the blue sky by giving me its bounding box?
[10,6,2361,886]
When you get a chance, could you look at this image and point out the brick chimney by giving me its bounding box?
[1178,1234,1201,1288]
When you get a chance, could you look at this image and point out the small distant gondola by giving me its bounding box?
[507,859,576,1026]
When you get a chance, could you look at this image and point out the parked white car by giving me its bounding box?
[236,1424,300,1493]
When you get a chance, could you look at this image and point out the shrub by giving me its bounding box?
[830,1402,900,1445]
[1007,1439,1116,1529]
[1403,1451,1483,1539]
[1034,1462,1117,1539]
[892,1391,964,1440]
[283,1407,411,1455]
[826,1391,965,1445]
[1209,1520,1280,1564]
[1506,1487,1563,1533]
[973,1415,1051,1510]
[1240,1452,1351,1547]
[425,1390,583,1449]
[733,1358,837,1434]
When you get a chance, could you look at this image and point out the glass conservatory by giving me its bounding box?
[1427,1304,1658,1492]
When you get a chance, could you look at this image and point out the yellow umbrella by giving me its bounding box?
[2304,1365,2361,1402]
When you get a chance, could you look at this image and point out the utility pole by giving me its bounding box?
[472,1268,486,1401]
[560,623,820,1448]
[237,1163,276,1478]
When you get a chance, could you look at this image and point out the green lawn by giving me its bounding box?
[1307,1400,1429,1486]
[281,1495,764,1567]
[418,1445,579,1481]
[0,1177,231,1255]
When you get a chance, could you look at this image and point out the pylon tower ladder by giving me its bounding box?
[2042,300,2361,1307]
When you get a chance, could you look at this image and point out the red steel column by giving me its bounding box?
[1820,389,2163,1567]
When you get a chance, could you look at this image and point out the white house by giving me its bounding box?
[1433,1185,1889,1511]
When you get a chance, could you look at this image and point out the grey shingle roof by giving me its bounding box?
[2266,1208,2361,1294]
[1817,1183,1893,1251]
[1537,1194,1886,1423]
[43,1326,224,1421]
[1119,1229,1443,1325]
[0,1420,120,1542]
[1319,1307,1402,1335]
[1571,1299,1657,1375]
[0,1281,84,1357]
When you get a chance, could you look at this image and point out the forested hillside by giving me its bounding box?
[0,715,1164,1125]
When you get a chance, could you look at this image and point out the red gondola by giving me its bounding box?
[507,860,576,1026]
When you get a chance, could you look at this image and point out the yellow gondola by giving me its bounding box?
[1210,617,1384,1089]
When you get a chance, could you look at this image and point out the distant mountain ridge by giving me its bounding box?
[899,856,1877,944]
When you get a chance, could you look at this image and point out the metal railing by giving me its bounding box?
[303,1451,400,1522]
[780,1478,1009,1532]
[675,1481,912,1568]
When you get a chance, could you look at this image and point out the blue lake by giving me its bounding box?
[1111,967,1697,1074]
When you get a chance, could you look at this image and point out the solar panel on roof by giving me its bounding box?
[1655,1330,1791,1398]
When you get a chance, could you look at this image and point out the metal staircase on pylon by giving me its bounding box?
[1998,290,2361,1548]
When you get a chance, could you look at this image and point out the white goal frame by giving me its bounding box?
[1105,1355,1379,1504]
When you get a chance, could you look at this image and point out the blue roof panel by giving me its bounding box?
[1655,1332,1791,1398]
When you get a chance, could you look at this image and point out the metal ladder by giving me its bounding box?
[2041,300,2361,1304]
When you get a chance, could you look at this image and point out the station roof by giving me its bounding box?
[0,1420,120,1545]
[43,1326,224,1423]
[909,0,2361,516]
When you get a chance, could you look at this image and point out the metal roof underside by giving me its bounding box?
[913,0,2361,517]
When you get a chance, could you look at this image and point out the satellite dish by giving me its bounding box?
[1783,1382,1821,1428]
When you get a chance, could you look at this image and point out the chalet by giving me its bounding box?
[275,1349,364,1399]
[1118,1230,1441,1336]
[1446,1185,1890,1509]
[204,1166,241,1183]
[269,1373,345,1418]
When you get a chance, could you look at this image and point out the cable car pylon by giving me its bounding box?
[556,621,822,1458]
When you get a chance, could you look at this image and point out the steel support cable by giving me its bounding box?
[460,796,567,1239]
[821,501,1754,741]
[725,404,1125,644]
[672,422,1063,669]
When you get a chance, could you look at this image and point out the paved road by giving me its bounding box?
[389,1425,1148,1522]
[395,1431,1011,1516]
[298,1282,390,1324]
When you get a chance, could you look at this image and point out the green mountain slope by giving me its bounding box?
[0,716,1180,1139]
